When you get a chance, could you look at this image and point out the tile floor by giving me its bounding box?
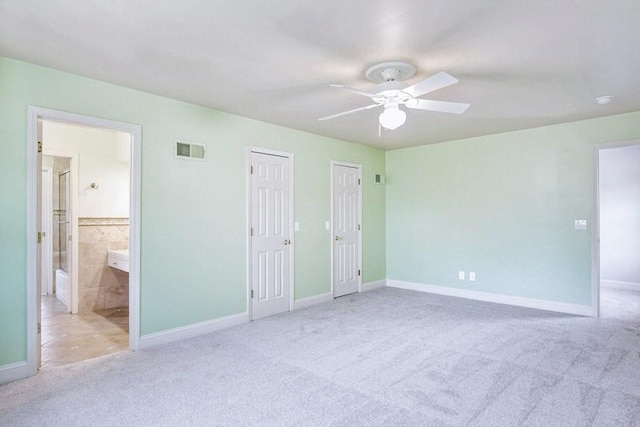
[41,295,129,369]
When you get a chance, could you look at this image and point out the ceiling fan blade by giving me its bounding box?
[330,84,378,98]
[318,104,380,121]
[403,72,459,98]
[406,99,470,114]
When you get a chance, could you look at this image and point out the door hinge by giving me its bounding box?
[250,227,254,236]
[38,141,43,153]
[250,289,254,298]
[358,224,361,231]
[250,165,253,174]
[37,322,41,334]
[358,269,361,277]
[358,178,361,185]
[37,232,42,244]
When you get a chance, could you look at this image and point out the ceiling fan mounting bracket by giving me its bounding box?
[365,61,416,83]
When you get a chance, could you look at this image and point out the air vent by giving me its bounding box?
[175,141,206,160]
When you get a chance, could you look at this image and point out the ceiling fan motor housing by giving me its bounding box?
[374,80,409,96]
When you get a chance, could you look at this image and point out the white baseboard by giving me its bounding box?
[387,280,592,316]
[294,292,333,310]
[139,312,249,349]
[0,361,29,385]
[363,279,386,292]
[601,280,640,290]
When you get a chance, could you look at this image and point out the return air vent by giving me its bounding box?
[175,141,206,160]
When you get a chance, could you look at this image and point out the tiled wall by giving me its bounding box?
[78,218,129,313]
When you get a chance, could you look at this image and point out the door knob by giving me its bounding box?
[335,236,343,241]
[283,239,291,245]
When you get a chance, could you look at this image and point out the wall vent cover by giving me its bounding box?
[175,141,206,160]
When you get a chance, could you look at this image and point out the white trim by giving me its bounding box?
[387,280,592,316]
[27,108,39,376]
[601,280,640,290]
[593,138,640,317]
[294,292,333,310]
[0,361,29,385]
[246,147,295,321]
[139,312,248,349]
[330,161,363,297]
[362,279,386,292]
[27,107,142,379]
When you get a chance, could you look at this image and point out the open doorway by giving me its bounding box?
[27,107,141,376]
[596,141,640,321]
[40,121,132,368]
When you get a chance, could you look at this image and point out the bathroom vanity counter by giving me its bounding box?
[107,249,129,273]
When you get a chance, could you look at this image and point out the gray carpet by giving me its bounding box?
[2,287,640,426]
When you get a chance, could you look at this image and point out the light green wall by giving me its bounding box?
[386,111,640,305]
[0,57,386,365]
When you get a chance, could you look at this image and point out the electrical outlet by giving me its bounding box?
[458,271,465,280]
[469,272,476,282]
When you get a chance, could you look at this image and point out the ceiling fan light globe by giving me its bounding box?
[379,106,407,130]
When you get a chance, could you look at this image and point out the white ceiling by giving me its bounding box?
[2,0,640,150]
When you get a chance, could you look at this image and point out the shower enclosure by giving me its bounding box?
[53,168,71,307]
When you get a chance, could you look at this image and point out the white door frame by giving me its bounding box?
[43,151,79,312]
[27,106,142,376]
[330,160,363,297]
[246,147,295,320]
[592,138,640,317]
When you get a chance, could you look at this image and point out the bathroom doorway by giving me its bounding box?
[44,157,72,311]
[40,123,131,368]
[27,107,142,376]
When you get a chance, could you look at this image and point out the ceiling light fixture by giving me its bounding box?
[595,95,613,105]
[319,61,469,133]
[379,104,406,130]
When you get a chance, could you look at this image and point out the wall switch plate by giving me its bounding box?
[574,220,587,230]
[469,272,476,281]
[458,271,465,280]
[294,222,300,232]
[325,221,330,231]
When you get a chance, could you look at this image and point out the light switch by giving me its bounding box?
[295,222,300,232]
[574,220,587,230]
[325,221,330,231]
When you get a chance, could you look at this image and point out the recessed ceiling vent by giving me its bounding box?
[175,141,206,160]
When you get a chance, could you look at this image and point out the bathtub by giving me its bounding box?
[55,269,70,307]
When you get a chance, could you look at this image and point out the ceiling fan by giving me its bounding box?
[319,61,470,131]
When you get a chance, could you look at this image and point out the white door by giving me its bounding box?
[41,166,53,295]
[36,119,43,368]
[332,163,361,298]
[250,151,293,320]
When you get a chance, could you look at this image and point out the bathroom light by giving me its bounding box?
[379,105,407,130]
